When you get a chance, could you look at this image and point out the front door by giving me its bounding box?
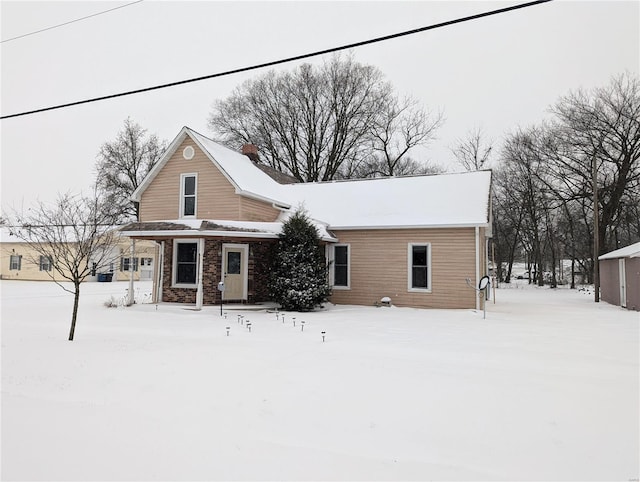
[222,244,248,300]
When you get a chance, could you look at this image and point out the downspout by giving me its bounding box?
[196,238,205,310]
[475,226,480,311]
[155,241,164,303]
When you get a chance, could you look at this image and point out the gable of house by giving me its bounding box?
[136,128,284,223]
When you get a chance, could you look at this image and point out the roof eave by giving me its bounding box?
[329,222,491,231]
[121,229,280,239]
[238,190,291,210]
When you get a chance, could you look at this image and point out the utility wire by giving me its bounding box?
[1,0,144,44]
[1,0,553,120]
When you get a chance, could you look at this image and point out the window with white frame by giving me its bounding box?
[9,254,21,270]
[180,173,197,217]
[408,243,431,291]
[39,255,52,272]
[121,257,139,272]
[173,241,198,286]
[332,244,350,288]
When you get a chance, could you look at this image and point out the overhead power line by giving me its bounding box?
[1,0,144,44]
[0,0,553,120]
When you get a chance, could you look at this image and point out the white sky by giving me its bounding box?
[1,0,638,211]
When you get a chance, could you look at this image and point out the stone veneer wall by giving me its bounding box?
[161,238,275,305]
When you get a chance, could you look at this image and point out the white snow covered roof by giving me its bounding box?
[120,219,337,242]
[598,242,640,260]
[280,171,492,229]
[132,127,289,207]
[133,128,492,230]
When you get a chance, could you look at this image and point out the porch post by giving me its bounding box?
[196,238,204,310]
[475,226,480,311]
[128,238,136,306]
[155,241,164,303]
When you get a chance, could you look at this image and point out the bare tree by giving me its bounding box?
[451,126,493,171]
[349,96,444,178]
[549,72,640,254]
[546,73,640,298]
[95,118,166,221]
[7,193,121,341]
[208,54,443,181]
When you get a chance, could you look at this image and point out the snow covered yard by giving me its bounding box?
[1,280,638,481]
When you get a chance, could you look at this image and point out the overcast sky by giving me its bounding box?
[1,0,638,211]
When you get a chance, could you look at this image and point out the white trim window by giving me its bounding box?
[39,255,52,272]
[9,254,22,270]
[332,244,350,289]
[408,243,431,292]
[121,257,139,272]
[180,173,197,218]
[173,240,198,287]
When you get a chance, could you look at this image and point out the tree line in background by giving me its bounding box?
[488,72,640,289]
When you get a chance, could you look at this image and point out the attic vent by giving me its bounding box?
[183,146,195,160]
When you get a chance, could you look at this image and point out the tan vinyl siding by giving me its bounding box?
[0,238,156,282]
[140,139,240,221]
[239,196,281,222]
[329,228,478,309]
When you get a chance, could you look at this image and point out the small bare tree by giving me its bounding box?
[451,127,493,171]
[7,193,121,341]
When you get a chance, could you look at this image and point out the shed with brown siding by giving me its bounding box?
[599,243,640,311]
[122,126,492,311]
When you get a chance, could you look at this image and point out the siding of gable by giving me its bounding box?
[139,138,281,222]
[139,139,239,221]
[329,227,478,309]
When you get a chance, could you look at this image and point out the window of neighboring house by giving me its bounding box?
[121,257,139,272]
[180,173,197,218]
[173,241,198,286]
[9,255,22,270]
[140,257,153,266]
[39,255,52,272]
[408,243,431,291]
[332,244,350,288]
[91,262,97,277]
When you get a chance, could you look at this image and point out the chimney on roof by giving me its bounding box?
[241,144,259,162]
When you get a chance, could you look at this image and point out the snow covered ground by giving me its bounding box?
[1,280,638,481]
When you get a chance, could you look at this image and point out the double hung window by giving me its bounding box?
[39,255,52,272]
[121,257,139,272]
[10,255,22,270]
[408,243,431,291]
[332,245,349,288]
[180,174,197,217]
[174,241,198,286]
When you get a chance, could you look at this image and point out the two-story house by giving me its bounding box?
[121,127,492,310]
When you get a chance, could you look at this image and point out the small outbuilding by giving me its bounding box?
[598,242,640,311]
